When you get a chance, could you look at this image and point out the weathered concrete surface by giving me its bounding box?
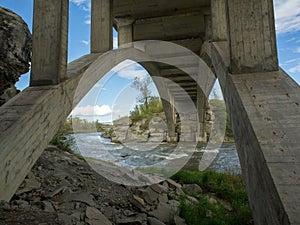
[30,0,69,86]
[91,0,113,53]
[226,0,278,74]
[207,41,300,225]
[0,7,31,104]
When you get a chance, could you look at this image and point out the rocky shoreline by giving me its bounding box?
[0,145,203,225]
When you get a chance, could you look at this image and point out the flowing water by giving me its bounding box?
[67,132,241,175]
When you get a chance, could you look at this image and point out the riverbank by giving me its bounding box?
[0,145,252,225]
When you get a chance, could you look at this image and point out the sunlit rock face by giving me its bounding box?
[0,7,31,105]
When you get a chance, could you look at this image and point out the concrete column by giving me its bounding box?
[117,18,134,47]
[91,0,113,53]
[162,98,177,142]
[197,86,207,142]
[227,0,278,74]
[30,0,69,86]
[211,0,228,41]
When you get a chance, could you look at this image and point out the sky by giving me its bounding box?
[0,0,299,122]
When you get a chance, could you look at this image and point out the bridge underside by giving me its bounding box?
[0,0,299,225]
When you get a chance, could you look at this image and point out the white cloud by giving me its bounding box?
[82,40,89,45]
[289,64,300,73]
[113,36,118,49]
[85,19,91,25]
[111,60,149,80]
[71,104,112,116]
[297,47,300,53]
[274,0,300,34]
[284,58,300,64]
[70,0,91,11]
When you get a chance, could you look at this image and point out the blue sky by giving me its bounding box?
[0,0,299,122]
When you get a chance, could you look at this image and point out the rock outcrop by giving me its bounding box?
[109,113,168,143]
[0,7,31,105]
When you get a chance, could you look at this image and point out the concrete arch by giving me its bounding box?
[0,40,216,200]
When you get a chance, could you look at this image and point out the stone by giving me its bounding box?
[41,201,55,212]
[186,196,198,204]
[102,206,117,218]
[158,194,169,204]
[132,194,145,206]
[71,212,82,221]
[46,185,69,198]
[15,173,41,195]
[147,217,166,225]
[205,195,217,205]
[166,179,182,189]
[149,203,174,224]
[65,192,96,206]
[85,206,112,225]
[116,213,146,225]
[174,216,187,225]
[175,187,185,196]
[182,184,203,195]
[58,213,73,225]
[150,184,168,194]
[136,187,159,205]
[0,7,31,105]
[218,199,233,211]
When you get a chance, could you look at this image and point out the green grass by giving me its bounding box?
[50,133,84,160]
[171,170,253,225]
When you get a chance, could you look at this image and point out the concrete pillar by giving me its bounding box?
[91,0,113,53]
[227,0,278,74]
[197,86,207,142]
[211,0,228,41]
[162,98,177,142]
[117,18,134,47]
[30,0,69,86]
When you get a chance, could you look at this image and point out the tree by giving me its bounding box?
[131,76,152,110]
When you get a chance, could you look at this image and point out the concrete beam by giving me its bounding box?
[208,41,299,225]
[30,0,69,86]
[133,12,204,41]
[91,0,113,53]
[116,18,134,47]
[226,0,278,74]
[113,0,210,20]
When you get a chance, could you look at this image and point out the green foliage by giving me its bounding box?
[129,96,163,123]
[131,76,152,110]
[171,170,253,225]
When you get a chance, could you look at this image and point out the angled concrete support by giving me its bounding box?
[30,0,69,86]
[226,0,278,74]
[207,41,299,225]
[91,0,113,53]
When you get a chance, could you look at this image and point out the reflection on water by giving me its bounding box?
[68,132,241,174]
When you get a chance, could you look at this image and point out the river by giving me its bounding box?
[67,132,241,175]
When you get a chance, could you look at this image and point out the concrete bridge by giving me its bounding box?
[0,0,299,224]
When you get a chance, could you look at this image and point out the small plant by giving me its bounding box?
[171,170,253,225]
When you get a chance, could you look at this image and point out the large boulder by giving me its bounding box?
[0,7,31,105]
